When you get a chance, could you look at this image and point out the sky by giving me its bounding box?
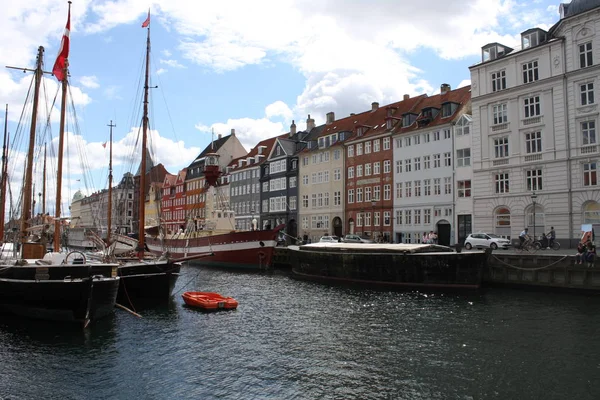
[0,0,565,216]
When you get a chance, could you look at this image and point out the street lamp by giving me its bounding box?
[251,208,257,231]
[531,191,537,240]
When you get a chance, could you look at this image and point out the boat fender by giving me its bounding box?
[259,241,265,247]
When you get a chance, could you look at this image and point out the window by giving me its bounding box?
[524,96,540,118]
[522,32,539,49]
[334,191,341,206]
[302,195,308,208]
[384,184,391,200]
[357,213,363,227]
[457,148,471,167]
[334,168,341,181]
[414,180,421,196]
[434,131,440,141]
[374,212,380,227]
[582,121,597,145]
[405,210,412,225]
[525,132,542,154]
[356,165,363,177]
[434,178,441,195]
[348,145,354,157]
[373,139,380,152]
[383,137,390,150]
[383,160,391,173]
[580,42,593,68]
[424,209,431,224]
[334,149,341,160]
[414,157,421,171]
[348,189,354,203]
[522,60,539,83]
[396,182,403,198]
[493,103,508,125]
[356,188,363,202]
[414,135,421,145]
[492,70,506,92]
[396,210,402,225]
[433,154,441,168]
[396,160,402,174]
[405,159,412,173]
[311,194,317,208]
[365,187,372,202]
[494,137,509,158]
[414,209,421,225]
[405,181,412,197]
[458,180,471,197]
[581,83,595,105]
[356,143,363,155]
[526,169,543,191]
[495,173,509,193]
[365,163,372,176]
[423,155,430,169]
[444,152,451,167]
[365,141,372,154]
[348,167,354,179]
[384,211,391,226]
[289,176,297,188]
[424,133,430,143]
[373,185,381,201]
[584,162,598,186]
[444,177,452,195]
[444,129,451,139]
[289,196,297,210]
[374,162,381,175]
[424,179,431,196]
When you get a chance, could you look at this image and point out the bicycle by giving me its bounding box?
[515,238,537,253]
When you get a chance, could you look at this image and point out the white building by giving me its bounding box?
[469,0,600,245]
[392,85,472,245]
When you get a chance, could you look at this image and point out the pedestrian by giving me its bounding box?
[547,226,556,249]
[575,242,586,264]
[585,241,596,267]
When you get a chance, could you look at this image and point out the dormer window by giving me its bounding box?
[441,102,458,118]
[482,43,513,62]
[403,113,417,127]
[521,28,546,50]
[357,127,364,136]
[318,137,325,148]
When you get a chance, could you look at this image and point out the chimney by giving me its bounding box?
[403,94,410,101]
[230,128,236,136]
[371,102,379,111]
[289,120,296,137]
[440,83,451,94]
[350,113,355,116]
[326,112,335,125]
[306,114,315,131]
[218,133,222,139]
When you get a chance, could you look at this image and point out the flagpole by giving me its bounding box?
[53,0,71,252]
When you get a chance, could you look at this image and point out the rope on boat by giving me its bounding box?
[491,254,569,271]
[115,303,142,318]
[173,268,203,295]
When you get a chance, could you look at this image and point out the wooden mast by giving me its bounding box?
[20,46,45,246]
[53,1,71,252]
[107,120,115,245]
[42,143,46,215]
[0,105,9,242]
[137,19,151,259]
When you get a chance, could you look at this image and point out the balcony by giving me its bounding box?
[522,116,541,126]
[491,122,509,132]
[524,153,542,162]
[493,158,509,166]
[581,144,598,155]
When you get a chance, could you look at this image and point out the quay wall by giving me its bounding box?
[273,248,600,292]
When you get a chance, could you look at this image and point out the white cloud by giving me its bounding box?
[156,68,167,75]
[195,117,285,151]
[159,59,185,68]
[80,75,100,89]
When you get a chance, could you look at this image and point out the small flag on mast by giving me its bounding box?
[102,142,107,148]
[52,3,71,82]
[141,9,150,28]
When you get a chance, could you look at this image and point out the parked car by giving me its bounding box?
[342,234,374,243]
[319,235,340,243]
[464,233,510,250]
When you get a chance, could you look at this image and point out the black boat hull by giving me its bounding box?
[116,261,181,303]
[0,264,120,323]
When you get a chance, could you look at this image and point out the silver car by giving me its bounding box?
[319,235,340,243]
[464,233,510,250]
[342,234,373,243]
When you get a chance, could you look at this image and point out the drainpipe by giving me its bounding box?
[451,121,456,246]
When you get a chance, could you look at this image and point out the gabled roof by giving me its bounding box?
[162,173,177,187]
[226,135,283,172]
[394,85,471,134]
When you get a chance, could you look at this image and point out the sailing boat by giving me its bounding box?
[0,3,120,326]
[111,11,215,305]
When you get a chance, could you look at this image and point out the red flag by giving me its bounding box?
[141,10,150,28]
[52,5,71,82]
[102,142,107,148]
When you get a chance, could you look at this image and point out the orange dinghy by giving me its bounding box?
[182,292,239,311]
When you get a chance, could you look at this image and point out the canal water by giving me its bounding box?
[1,265,599,400]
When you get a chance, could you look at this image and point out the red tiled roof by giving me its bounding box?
[225,134,285,172]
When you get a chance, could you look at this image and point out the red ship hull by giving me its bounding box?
[145,225,284,270]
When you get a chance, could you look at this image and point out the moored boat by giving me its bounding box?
[182,291,238,311]
[288,242,487,289]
